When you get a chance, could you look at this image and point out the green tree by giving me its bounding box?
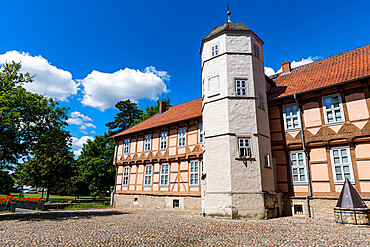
[0,170,13,195]
[77,132,115,198]
[0,62,75,200]
[105,100,143,133]
[134,98,171,125]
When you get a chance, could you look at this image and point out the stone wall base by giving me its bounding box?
[113,193,201,211]
[285,197,370,218]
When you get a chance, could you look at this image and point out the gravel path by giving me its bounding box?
[0,208,369,246]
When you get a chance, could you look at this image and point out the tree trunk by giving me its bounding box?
[41,187,44,199]
[46,188,50,202]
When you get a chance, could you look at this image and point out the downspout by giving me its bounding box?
[294,94,313,217]
[110,137,119,207]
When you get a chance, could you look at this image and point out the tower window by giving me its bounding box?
[235,79,247,96]
[238,138,251,158]
[254,45,260,59]
[211,45,219,57]
[259,94,264,109]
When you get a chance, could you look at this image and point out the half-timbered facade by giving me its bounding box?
[112,18,369,218]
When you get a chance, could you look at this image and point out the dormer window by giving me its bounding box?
[254,45,260,59]
[211,45,219,57]
[236,79,247,96]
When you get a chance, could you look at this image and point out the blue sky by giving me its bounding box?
[1,0,369,155]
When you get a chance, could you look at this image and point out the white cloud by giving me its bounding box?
[0,51,78,101]
[67,111,96,132]
[264,67,276,76]
[265,56,320,76]
[71,136,94,156]
[79,67,169,111]
[72,136,94,148]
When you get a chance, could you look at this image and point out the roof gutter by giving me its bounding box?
[294,93,312,217]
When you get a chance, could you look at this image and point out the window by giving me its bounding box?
[283,104,301,130]
[144,134,151,152]
[178,127,186,147]
[254,45,260,59]
[294,205,304,215]
[235,79,247,96]
[122,166,130,187]
[199,123,204,144]
[144,165,153,186]
[322,94,345,125]
[258,94,264,109]
[264,155,271,168]
[331,147,354,183]
[173,199,180,208]
[160,131,168,150]
[238,138,251,158]
[189,160,199,186]
[160,163,169,186]
[290,151,308,184]
[123,138,130,154]
[211,45,219,57]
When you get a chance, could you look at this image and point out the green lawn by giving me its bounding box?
[0,193,110,202]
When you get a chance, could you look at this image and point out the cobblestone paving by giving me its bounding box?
[0,208,369,246]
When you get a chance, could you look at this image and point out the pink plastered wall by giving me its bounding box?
[303,102,322,127]
[345,92,369,121]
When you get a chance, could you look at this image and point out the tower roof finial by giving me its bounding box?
[227,3,231,23]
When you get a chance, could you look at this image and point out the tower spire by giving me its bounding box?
[227,3,231,23]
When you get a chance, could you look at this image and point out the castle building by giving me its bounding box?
[112,18,370,218]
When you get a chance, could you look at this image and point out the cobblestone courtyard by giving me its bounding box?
[0,208,369,246]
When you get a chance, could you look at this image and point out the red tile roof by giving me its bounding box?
[113,98,202,137]
[269,44,370,100]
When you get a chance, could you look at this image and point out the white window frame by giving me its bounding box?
[264,154,271,168]
[211,44,219,57]
[122,166,130,187]
[123,138,130,155]
[235,79,247,96]
[289,151,308,185]
[160,131,168,150]
[330,146,354,184]
[189,160,199,186]
[144,165,153,186]
[322,94,345,125]
[283,103,301,131]
[178,127,186,148]
[199,123,204,144]
[144,134,151,152]
[160,163,169,187]
[238,138,251,158]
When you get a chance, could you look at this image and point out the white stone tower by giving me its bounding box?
[201,15,281,218]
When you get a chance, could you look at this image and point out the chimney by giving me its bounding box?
[281,61,291,73]
[159,100,167,114]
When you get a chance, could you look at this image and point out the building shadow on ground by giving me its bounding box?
[0,210,128,222]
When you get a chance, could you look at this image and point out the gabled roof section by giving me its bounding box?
[268,44,370,100]
[112,98,202,137]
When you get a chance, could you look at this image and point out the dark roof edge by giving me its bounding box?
[269,74,370,101]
